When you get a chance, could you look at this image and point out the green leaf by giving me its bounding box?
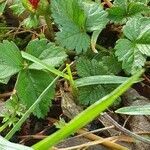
[23,14,39,28]
[76,57,122,104]
[75,75,128,87]
[0,1,7,15]
[10,0,25,15]
[115,18,150,74]
[115,104,150,115]
[107,0,149,23]
[16,70,55,118]
[0,136,33,150]
[102,54,122,74]
[51,0,108,53]
[0,77,10,84]
[26,38,67,69]
[0,40,23,79]
[33,70,144,150]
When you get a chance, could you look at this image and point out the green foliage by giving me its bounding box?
[0,95,25,128]
[26,38,67,69]
[0,39,68,118]
[107,0,149,23]
[0,41,23,81]
[33,70,144,150]
[116,104,150,115]
[76,57,123,104]
[51,0,108,53]
[16,70,55,118]
[0,0,7,15]
[115,17,150,74]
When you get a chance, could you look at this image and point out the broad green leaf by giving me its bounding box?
[115,18,150,74]
[21,51,69,79]
[0,136,32,150]
[16,70,55,118]
[0,1,7,15]
[51,0,107,53]
[26,38,67,69]
[108,0,149,23]
[116,104,150,115]
[76,57,122,104]
[75,75,128,87]
[33,70,144,150]
[0,40,23,79]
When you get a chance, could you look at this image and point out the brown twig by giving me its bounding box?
[103,113,150,145]
[57,136,118,150]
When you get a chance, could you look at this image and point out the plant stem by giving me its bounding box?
[66,64,79,99]
[44,15,55,41]
[0,121,9,132]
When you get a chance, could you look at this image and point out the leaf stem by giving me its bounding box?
[44,15,55,41]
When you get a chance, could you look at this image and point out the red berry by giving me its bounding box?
[29,0,40,9]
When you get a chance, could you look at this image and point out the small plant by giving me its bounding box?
[0,0,149,149]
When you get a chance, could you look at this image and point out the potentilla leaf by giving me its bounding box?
[107,0,149,23]
[51,0,108,53]
[16,69,55,118]
[115,17,150,74]
[25,38,67,69]
[0,40,23,80]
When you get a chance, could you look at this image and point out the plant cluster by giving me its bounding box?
[0,0,149,149]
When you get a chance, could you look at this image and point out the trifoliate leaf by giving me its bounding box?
[0,40,23,79]
[51,0,108,53]
[26,38,67,70]
[115,18,150,74]
[108,0,149,23]
[16,69,55,118]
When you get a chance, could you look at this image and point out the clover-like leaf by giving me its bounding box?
[26,38,67,69]
[115,17,150,74]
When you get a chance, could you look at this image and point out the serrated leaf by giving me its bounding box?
[115,18,150,74]
[76,57,122,104]
[51,0,108,53]
[108,0,149,23]
[102,54,122,74]
[115,104,150,115]
[16,70,55,118]
[0,40,23,79]
[77,57,109,77]
[26,38,67,69]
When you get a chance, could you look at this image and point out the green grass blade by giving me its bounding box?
[33,69,144,150]
[21,51,69,80]
[5,75,59,140]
